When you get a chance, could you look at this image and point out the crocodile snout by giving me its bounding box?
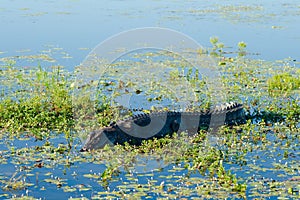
[81,129,113,151]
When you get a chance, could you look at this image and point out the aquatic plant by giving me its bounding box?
[267,72,300,95]
[0,39,299,199]
[0,65,73,140]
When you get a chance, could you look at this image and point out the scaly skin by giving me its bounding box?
[81,102,245,151]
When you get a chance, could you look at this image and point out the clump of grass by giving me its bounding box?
[95,94,119,127]
[0,62,118,143]
[237,41,247,56]
[0,65,73,139]
[267,72,300,95]
[210,36,225,57]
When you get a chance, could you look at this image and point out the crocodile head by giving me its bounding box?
[81,127,115,151]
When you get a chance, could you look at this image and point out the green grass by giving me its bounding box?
[267,72,300,95]
[0,40,299,199]
[0,66,74,139]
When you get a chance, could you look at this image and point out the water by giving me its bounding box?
[0,0,299,199]
[1,0,299,69]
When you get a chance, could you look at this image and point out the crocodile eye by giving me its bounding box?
[171,120,179,132]
[109,121,116,126]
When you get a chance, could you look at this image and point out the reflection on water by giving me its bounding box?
[0,0,300,67]
[0,0,299,199]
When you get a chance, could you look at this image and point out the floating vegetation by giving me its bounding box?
[0,39,299,199]
[23,12,48,17]
[188,4,271,23]
[0,54,56,63]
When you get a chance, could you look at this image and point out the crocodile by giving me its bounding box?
[81,102,245,151]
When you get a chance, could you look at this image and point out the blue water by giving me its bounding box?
[1,0,300,69]
[0,0,299,199]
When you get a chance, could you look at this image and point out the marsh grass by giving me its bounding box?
[0,40,299,199]
[0,63,119,139]
[267,72,300,95]
[0,65,74,139]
